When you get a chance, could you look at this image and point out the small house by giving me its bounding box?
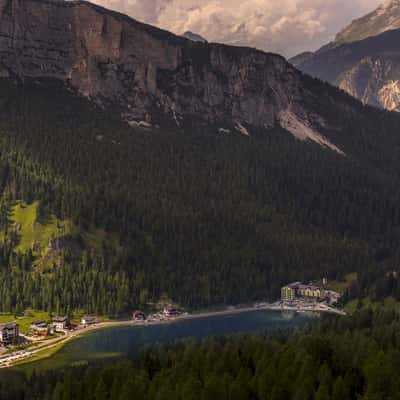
[132,310,146,321]
[52,316,69,331]
[30,320,51,337]
[163,307,180,317]
[81,316,97,326]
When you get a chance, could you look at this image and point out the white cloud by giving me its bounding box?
[91,0,382,57]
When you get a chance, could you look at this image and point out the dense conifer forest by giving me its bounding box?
[0,78,400,314]
[1,308,399,399]
[2,2,400,398]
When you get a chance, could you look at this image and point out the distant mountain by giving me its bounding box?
[182,31,207,43]
[288,51,314,67]
[295,1,400,112]
[335,0,400,44]
[297,29,400,111]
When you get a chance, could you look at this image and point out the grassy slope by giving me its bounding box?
[2,200,121,272]
[0,310,51,334]
[11,201,72,255]
[6,201,74,271]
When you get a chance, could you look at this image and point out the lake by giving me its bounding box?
[17,309,317,372]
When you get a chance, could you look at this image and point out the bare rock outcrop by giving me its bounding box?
[0,0,301,129]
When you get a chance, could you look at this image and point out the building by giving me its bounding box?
[0,323,19,345]
[281,282,325,302]
[163,306,181,317]
[281,282,301,301]
[52,316,69,331]
[297,284,324,299]
[132,310,146,321]
[325,290,341,305]
[30,321,52,337]
[81,316,97,326]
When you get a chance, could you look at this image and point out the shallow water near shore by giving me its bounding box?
[16,309,317,373]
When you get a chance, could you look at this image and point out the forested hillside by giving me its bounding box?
[2,308,400,399]
[0,77,400,314]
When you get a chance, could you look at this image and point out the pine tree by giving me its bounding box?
[94,377,108,400]
[332,377,349,400]
[315,384,330,400]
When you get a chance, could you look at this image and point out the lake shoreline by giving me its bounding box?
[4,302,344,368]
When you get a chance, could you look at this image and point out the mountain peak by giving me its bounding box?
[296,0,400,113]
[335,0,400,44]
[380,0,400,8]
[182,31,207,43]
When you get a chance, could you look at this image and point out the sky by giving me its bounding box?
[91,0,383,57]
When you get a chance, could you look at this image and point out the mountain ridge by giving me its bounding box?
[335,0,400,44]
[293,1,400,112]
[0,0,366,154]
[0,0,299,133]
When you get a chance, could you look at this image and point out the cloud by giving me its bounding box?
[91,0,382,57]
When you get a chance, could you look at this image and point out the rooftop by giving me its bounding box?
[284,282,302,288]
[298,284,321,290]
[0,323,18,329]
[283,282,321,290]
[31,320,47,327]
[52,316,68,322]
[82,315,97,321]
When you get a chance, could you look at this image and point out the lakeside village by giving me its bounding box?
[0,285,343,366]
[0,306,185,345]
[0,306,187,365]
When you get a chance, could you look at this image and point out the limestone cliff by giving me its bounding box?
[0,0,303,131]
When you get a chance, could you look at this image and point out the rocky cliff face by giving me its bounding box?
[0,0,305,132]
[338,56,400,112]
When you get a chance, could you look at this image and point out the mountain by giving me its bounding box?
[182,31,207,43]
[295,29,400,111]
[1,0,400,315]
[335,0,400,44]
[0,0,297,135]
[294,1,400,112]
[289,51,314,67]
[0,0,361,151]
